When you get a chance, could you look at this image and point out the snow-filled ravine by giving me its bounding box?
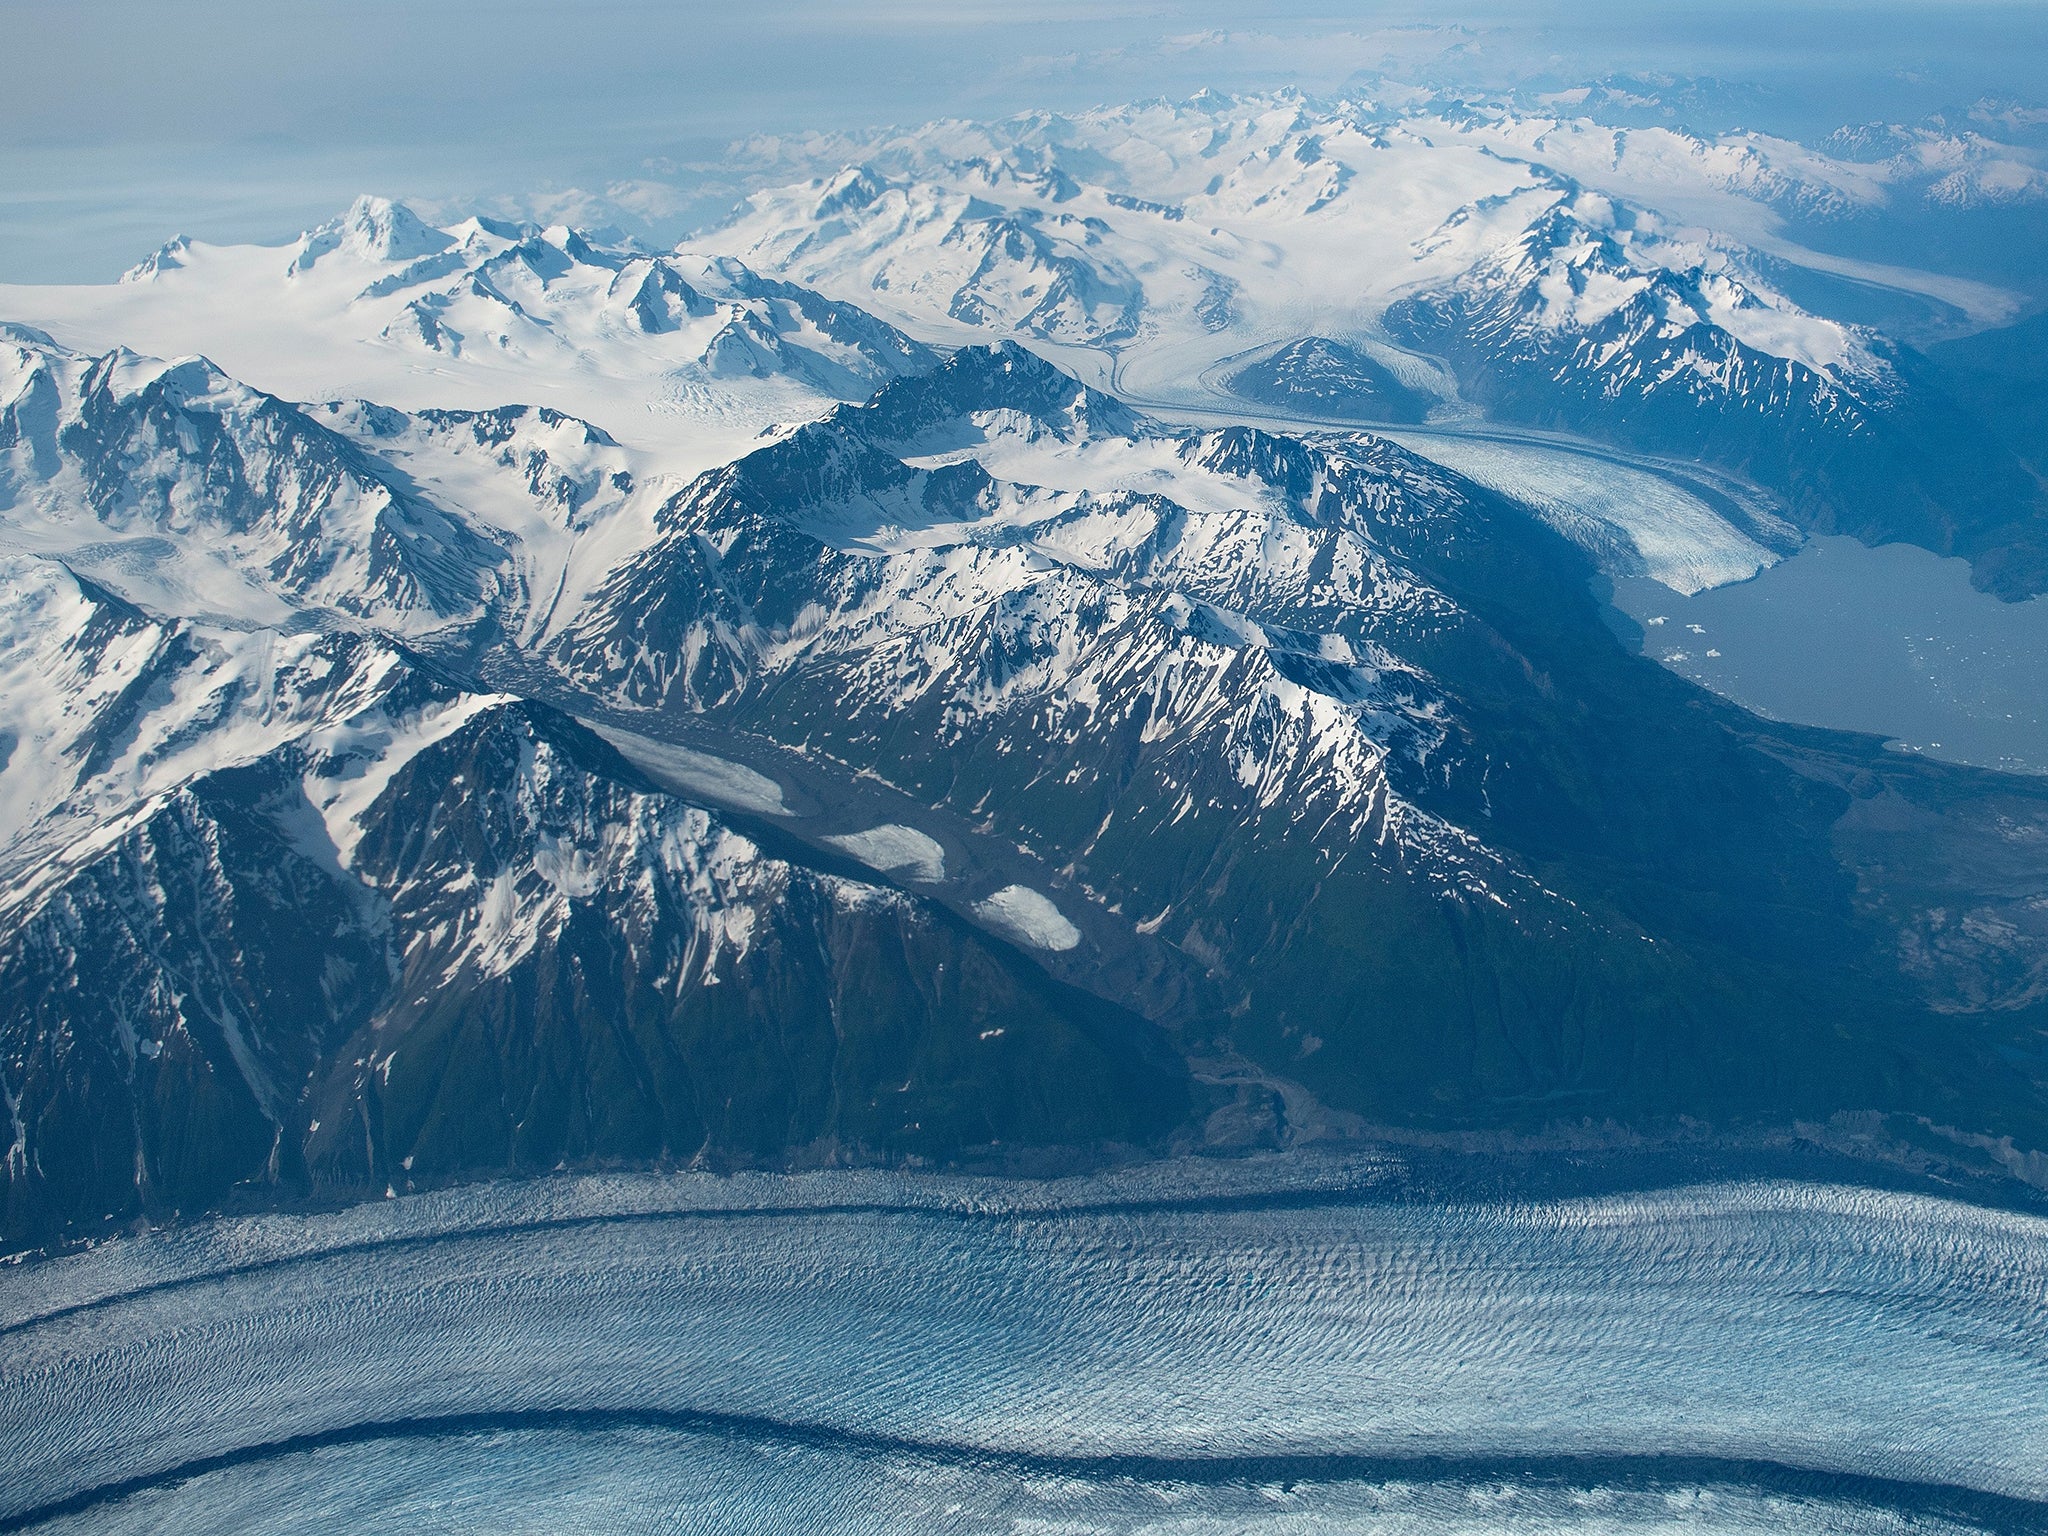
[3,1164,2047,1534]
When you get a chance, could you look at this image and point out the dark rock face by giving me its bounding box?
[1226,337,1432,424]
[0,697,1187,1248]
[316,704,1185,1186]
[0,758,383,1241]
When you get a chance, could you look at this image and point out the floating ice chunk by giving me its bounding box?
[824,824,946,882]
[972,884,1081,951]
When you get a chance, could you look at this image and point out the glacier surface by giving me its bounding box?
[3,1168,2046,1533]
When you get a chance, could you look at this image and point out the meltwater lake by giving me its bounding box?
[1612,537,2048,776]
[1380,423,2048,779]
[3,1161,2047,1534]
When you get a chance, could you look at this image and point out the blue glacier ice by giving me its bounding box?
[3,1163,2046,1533]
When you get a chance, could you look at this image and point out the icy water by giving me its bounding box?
[1613,537,2048,775]
[1383,423,2048,778]
[4,1168,2047,1534]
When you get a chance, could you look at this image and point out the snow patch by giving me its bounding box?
[824,824,946,883]
[971,884,1080,951]
[596,727,790,817]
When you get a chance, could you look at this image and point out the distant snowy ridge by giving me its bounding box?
[6,196,938,484]
[706,91,1972,395]
[700,92,2047,595]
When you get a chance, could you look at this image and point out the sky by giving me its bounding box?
[5,0,2046,282]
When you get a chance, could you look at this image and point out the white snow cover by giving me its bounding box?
[0,199,923,485]
[699,91,2016,411]
[971,884,1081,951]
[0,553,469,895]
[1509,207,1886,381]
[824,824,947,882]
[708,102,1561,406]
[308,398,649,645]
[413,746,774,987]
[0,328,511,634]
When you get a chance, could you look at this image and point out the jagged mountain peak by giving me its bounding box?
[699,89,2030,436]
[1421,189,1890,385]
[1225,336,1433,424]
[80,343,244,410]
[814,163,889,219]
[832,341,1138,448]
[447,211,541,246]
[119,233,192,284]
[0,329,515,630]
[290,194,456,274]
[0,321,61,351]
[29,197,941,481]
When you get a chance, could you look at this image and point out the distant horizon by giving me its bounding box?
[6,0,2046,284]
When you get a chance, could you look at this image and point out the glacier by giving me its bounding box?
[3,1165,2047,1533]
[1376,429,1782,596]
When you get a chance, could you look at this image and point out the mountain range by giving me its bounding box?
[2,87,2047,1249]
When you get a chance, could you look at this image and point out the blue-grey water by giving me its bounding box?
[3,1166,2047,1534]
[1613,537,2048,775]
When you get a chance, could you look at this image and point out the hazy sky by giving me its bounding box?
[5,0,2044,282]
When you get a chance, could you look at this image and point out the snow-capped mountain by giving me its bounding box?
[556,344,1481,866]
[729,161,1150,348]
[1,326,510,630]
[721,89,2043,301]
[1818,119,2048,211]
[1387,195,1891,389]
[328,211,932,403]
[0,312,889,650]
[1225,336,1433,422]
[0,569,1184,1241]
[706,99,1558,393]
[0,558,439,902]
[1410,97,2045,226]
[704,91,1943,379]
[6,196,937,480]
[1384,201,2048,594]
[2,164,2047,1248]
[701,93,2046,594]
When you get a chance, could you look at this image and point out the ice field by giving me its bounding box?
[3,1167,2046,1533]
